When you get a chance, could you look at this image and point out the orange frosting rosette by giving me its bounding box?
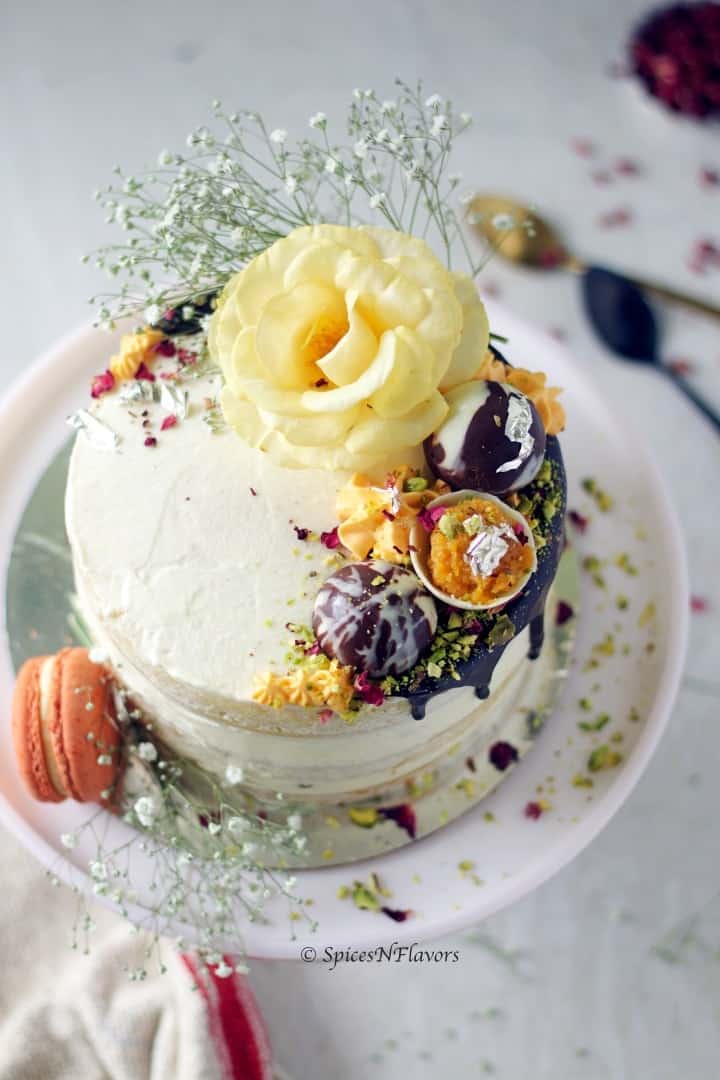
[337,467,449,564]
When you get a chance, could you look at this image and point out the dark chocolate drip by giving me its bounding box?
[528,610,545,660]
[404,433,566,721]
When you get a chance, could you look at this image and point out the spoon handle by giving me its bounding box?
[661,365,720,433]
[581,263,720,321]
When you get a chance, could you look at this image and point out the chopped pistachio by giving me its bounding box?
[572,774,594,788]
[404,476,428,493]
[438,514,459,540]
[587,745,622,772]
[579,713,610,732]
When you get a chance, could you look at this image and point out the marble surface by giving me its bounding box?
[1,1,719,1076]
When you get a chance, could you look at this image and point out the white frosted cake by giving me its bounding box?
[65,224,568,814]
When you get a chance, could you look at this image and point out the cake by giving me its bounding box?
[13,92,570,866]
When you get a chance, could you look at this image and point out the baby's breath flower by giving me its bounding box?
[228,816,249,835]
[87,79,485,324]
[137,742,158,763]
[459,111,473,128]
[134,795,157,828]
[61,832,77,850]
[287,814,303,832]
[369,191,386,210]
[225,764,244,785]
[214,960,233,978]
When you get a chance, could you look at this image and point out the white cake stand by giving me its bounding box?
[0,305,688,958]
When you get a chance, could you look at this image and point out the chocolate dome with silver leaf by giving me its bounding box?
[424,379,546,495]
[312,560,437,679]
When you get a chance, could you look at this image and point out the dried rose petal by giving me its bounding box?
[597,207,633,229]
[568,509,589,533]
[668,358,694,376]
[91,370,115,398]
[615,158,641,176]
[354,671,385,707]
[135,362,156,382]
[571,136,596,158]
[417,505,447,532]
[318,708,334,724]
[524,801,543,820]
[555,600,575,626]
[379,803,417,839]
[160,415,178,431]
[320,526,340,549]
[700,167,719,188]
[144,436,157,448]
[489,741,518,771]
[152,338,176,357]
[293,525,310,541]
[381,906,412,922]
[690,595,709,613]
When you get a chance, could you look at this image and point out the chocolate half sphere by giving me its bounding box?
[312,560,437,679]
[424,380,546,494]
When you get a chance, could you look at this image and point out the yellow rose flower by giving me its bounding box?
[208,224,489,470]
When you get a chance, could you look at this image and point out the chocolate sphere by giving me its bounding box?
[312,560,437,678]
[424,380,545,494]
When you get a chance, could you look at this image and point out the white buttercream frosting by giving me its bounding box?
[66,356,538,798]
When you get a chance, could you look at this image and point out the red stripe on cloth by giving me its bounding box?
[181,953,274,1080]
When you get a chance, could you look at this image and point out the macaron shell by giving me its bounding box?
[11,656,64,803]
[51,647,122,805]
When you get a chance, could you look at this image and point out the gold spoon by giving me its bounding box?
[467,194,720,321]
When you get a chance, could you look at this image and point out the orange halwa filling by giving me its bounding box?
[428,498,533,606]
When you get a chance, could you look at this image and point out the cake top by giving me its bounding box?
[69,86,568,722]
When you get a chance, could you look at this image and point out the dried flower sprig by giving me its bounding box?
[86,80,503,328]
[52,701,314,975]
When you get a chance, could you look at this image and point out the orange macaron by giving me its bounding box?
[12,647,122,806]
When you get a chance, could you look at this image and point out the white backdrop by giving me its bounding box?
[2,1,720,1077]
